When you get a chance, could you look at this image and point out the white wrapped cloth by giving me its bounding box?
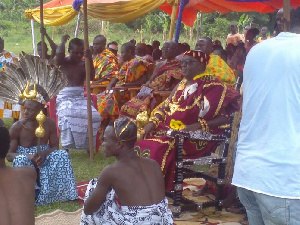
[80,178,174,225]
[56,87,101,149]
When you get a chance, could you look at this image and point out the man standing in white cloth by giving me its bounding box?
[232,8,300,225]
[81,117,173,225]
[56,35,101,150]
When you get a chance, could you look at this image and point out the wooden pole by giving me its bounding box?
[40,0,45,60]
[83,0,94,161]
[168,0,179,41]
[283,0,291,32]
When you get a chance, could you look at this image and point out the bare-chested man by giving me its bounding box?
[0,126,36,225]
[6,99,78,205]
[56,35,101,150]
[81,117,173,224]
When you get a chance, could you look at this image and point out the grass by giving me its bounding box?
[3,119,116,217]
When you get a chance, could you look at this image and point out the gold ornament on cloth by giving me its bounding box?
[136,111,149,141]
[35,110,46,138]
[19,82,47,105]
[170,119,186,130]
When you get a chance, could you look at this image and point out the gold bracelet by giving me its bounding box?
[198,119,210,132]
[154,110,165,121]
[149,117,160,128]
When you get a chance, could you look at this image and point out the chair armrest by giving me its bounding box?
[166,129,226,141]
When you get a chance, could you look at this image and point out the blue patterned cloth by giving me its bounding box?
[13,145,78,206]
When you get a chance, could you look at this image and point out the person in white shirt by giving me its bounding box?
[232,7,300,225]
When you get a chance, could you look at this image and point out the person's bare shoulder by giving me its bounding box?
[9,120,23,135]
[45,117,57,129]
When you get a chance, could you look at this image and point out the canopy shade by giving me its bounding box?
[25,0,165,26]
[159,0,300,27]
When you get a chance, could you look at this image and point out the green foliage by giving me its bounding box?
[203,18,232,41]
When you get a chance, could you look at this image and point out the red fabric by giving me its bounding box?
[135,77,241,191]
[159,0,300,27]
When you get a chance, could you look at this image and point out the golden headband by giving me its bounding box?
[113,118,137,142]
[18,82,47,104]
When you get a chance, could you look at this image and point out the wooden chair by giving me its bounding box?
[90,83,107,95]
[166,126,231,218]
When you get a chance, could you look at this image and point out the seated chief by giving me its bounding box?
[135,50,241,191]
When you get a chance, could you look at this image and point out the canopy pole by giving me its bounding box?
[283,0,291,32]
[174,0,188,43]
[31,19,37,56]
[74,10,82,38]
[168,0,179,41]
[83,0,94,161]
[40,0,45,60]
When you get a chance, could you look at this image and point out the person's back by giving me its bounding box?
[0,126,36,225]
[232,8,300,225]
[81,117,173,224]
[110,156,165,206]
[0,167,36,225]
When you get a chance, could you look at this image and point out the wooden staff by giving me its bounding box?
[168,0,179,41]
[40,0,45,60]
[83,0,94,161]
[283,0,291,32]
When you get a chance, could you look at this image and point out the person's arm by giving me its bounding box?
[35,119,59,168]
[6,123,20,162]
[143,84,178,138]
[145,61,164,85]
[106,77,119,90]
[122,73,147,87]
[182,115,230,132]
[84,166,113,215]
[56,34,70,65]
[41,27,57,59]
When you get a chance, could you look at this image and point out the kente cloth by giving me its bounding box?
[205,54,236,86]
[12,145,78,206]
[93,49,119,83]
[80,178,173,225]
[0,50,22,119]
[135,76,241,191]
[119,59,182,119]
[56,87,101,149]
[97,57,148,120]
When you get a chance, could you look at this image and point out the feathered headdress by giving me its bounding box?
[0,52,67,105]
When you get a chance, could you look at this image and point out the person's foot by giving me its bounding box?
[239,216,249,225]
[225,203,246,214]
[192,183,208,196]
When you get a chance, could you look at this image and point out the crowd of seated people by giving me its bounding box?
[2,7,299,224]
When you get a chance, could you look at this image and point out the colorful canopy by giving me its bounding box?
[159,0,300,27]
[25,0,300,27]
[25,0,165,26]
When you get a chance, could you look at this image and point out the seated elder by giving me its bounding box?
[81,117,173,224]
[0,126,36,225]
[120,41,182,119]
[134,50,241,191]
[97,42,148,132]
